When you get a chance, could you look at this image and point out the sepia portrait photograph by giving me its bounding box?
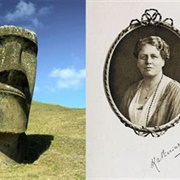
[87,1,180,179]
[104,8,180,136]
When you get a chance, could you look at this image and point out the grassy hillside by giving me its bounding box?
[0,101,85,179]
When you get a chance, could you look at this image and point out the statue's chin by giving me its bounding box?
[0,93,28,133]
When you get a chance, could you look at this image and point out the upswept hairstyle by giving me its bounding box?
[133,36,170,61]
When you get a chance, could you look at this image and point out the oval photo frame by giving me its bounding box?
[104,9,180,137]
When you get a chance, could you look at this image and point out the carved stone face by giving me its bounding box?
[0,26,37,133]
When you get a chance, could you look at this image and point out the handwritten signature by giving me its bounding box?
[151,142,180,172]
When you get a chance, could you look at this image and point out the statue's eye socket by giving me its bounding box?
[0,38,4,45]
[23,41,37,54]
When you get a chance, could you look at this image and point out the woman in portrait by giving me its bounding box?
[120,36,180,127]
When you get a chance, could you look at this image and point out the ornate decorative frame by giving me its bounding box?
[103,9,180,137]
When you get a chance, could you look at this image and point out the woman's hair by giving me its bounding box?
[133,36,170,61]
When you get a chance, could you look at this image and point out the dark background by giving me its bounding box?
[108,24,180,109]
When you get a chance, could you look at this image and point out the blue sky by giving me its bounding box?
[0,0,85,108]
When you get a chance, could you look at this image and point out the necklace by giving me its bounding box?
[145,75,163,126]
[136,78,161,111]
[144,84,159,100]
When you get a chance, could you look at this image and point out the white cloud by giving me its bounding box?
[32,18,42,28]
[5,0,35,21]
[49,68,85,89]
[38,6,52,16]
[4,0,52,29]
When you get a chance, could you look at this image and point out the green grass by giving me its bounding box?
[0,101,85,179]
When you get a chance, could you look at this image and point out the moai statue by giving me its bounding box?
[0,26,37,163]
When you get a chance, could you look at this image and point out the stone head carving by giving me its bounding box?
[0,26,37,133]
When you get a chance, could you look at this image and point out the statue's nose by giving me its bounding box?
[0,41,28,95]
[1,41,25,73]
